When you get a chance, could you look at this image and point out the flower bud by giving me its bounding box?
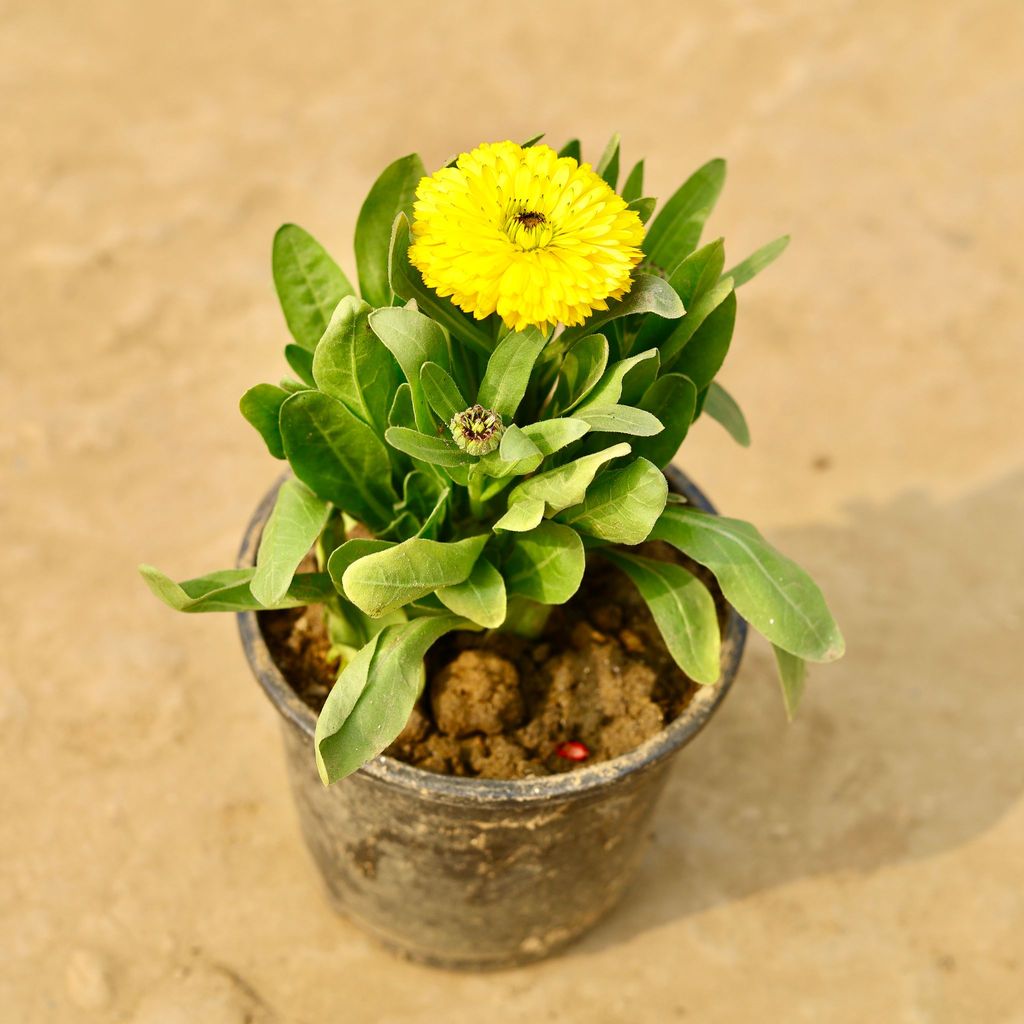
[449,404,505,457]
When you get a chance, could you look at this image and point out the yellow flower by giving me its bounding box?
[409,141,645,332]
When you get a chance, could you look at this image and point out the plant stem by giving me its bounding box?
[468,471,486,520]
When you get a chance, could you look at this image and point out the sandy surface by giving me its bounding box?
[3,1,1023,1020]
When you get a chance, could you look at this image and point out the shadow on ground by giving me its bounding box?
[581,470,1024,949]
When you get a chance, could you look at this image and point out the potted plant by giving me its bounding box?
[142,136,843,968]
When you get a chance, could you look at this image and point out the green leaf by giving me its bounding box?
[284,344,316,387]
[499,424,542,462]
[703,381,750,446]
[502,521,585,604]
[560,275,683,347]
[443,463,470,487]
[558,139,581,161]
[140,565,333,613]
[651,505,845,661]
[479,420,591,488]
[342,534,489,617]
[354,153,426,308]
[628,197,657,224]
[385,427,474,468]
[388,214,492,356]
[667,289,737,388]
[635,238,726,351]
[491,498,545,533]
[600,551,721,684]
[369,305,451,434]
[577,348,659,410]
[623,352,661,403]
[631,373,698,468]
[558,458,667,544]
[251,480,331,606]
[501,443,631,520]
[448,337,480,404]
[323,597,404,662]
[414,486,450,540]
[324,599,366,652]
[773,644,807,721]
[643,158,727,276]
[280,391,397,532]
[672,238,727,304]
[476,325,549,419]
[596,132,620,188]
[575,405,663,436]
[478,425,543,479]
[316,509,347,566]
[553,333,609,413]
[621,160,644,202]
[420,362,467,423]
[388,383,415,429]
[659,278,734,371]
[380,511,419,542]
[397,468,444,522]
[521,418,591,455]
[272,224,355,351]
[315,615,471,784]
[239,384,288,459]
[314,630,384,781]
[327,539,394,595]
[693,385,709,419]
[725,235,790,288]
[437,557,506,628]
[312,295,400,438]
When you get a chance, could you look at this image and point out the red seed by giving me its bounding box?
[555,740,590,762]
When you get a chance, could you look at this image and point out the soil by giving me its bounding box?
[260,542,726,779]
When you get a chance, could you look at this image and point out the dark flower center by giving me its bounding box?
[449,404,505,456]
[457,405,500,439]
[514,210,546,229]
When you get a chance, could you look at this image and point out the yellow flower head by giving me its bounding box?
[409,141,645,332]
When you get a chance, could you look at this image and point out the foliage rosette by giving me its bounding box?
[143,134,844,784]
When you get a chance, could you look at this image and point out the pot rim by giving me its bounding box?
[237,465,747,804]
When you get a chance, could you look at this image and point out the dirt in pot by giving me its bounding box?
[260,542,727,780]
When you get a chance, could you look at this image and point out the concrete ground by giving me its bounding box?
[3,1,1022,1020]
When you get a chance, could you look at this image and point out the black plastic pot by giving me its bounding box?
[237,466,746,969]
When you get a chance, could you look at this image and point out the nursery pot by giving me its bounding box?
[237,466,747,969]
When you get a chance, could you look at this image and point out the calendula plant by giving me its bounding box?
[142,135,844,784]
